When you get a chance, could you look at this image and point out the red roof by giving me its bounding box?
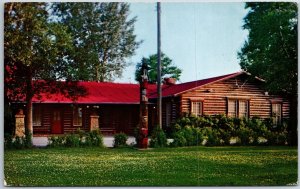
[31,82,141,104]
[14,71,247,104]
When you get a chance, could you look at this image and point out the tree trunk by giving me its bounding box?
[25,72,33,138]
[25,96,33,135]
[4,82,14,134]
[99,62,106,82]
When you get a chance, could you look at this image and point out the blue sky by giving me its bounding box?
[115,2,249,83]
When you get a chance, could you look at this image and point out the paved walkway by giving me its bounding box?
[33,136,136,147]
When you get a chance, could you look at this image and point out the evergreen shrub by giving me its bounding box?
[150,127,167,148]
[48,130,103,148]
[113,132,128,148]
[205,128,221,146]
[171,114,289,146]
[65,134,80,147]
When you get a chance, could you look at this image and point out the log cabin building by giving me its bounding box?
[11,71,290,136]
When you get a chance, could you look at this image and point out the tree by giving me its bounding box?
[135,53,182,83]
[238,2,297,145]
[4,2,79,137]
[52,2,141,82]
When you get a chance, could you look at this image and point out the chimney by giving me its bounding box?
[163,78,176,85]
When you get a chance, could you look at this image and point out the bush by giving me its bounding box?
[133,125,141,147]
[24,132,33,148]
[150,127,167,148]
[237,126,254,145]
[170,126,204,147]
[48,136,65,147]
[4,132,33,149]
[192,127,204,145]
[48,130,104,148]
[265,130,287,145]
[171,132,187,147]
[218,128,231,145]
[172,114,290,146]
[181,126,194,146]
[169,123,181,138]
[205,128,221,146]
[13,136,24,149]
[4,133,13,149]
[85,130,103,147]
[114,133,128,148]
[65,134,80,147]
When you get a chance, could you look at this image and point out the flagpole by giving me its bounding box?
[157,2,162,128]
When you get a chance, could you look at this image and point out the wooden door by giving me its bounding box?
[52,109,62,134]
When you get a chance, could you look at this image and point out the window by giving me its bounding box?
[33,106,42,126]
[73,106,82,126]
[227,99,249,118]
[191,101,203,116]
[239,100,248,118]
[228,100,237,117]
[272,103,282,125]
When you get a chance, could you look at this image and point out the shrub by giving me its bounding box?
[170,126,204,147]
[265,130,287,145]
[192,127,204,145]
[181,126,195,146]
[150,127,167,148]
[245,117,267,145]
[171,114,290,146]
[114,133,128,148]
[85,130,103,147]
[13,136,24,149]
[237,127,253,145]
[218,128,231,145]
[277,131,288,145]
[205,128,220,146]
[171,132,187,147]
[65,134,80,147]
[48,130,104,148]
[75,128,86,145]
[133,125,141,147]
[24,132,33,148]
[4,132,33,149]
[169,123,181,138]
[4,133,13,149]
[48,136,65,147]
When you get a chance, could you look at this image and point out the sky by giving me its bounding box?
[115,2,249,83]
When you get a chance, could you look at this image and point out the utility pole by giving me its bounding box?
[157,2,162,128]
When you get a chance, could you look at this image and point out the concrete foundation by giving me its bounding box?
[32,136,137,147]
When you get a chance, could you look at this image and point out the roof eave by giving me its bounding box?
[173,71,245,96]
[13,101,140,105]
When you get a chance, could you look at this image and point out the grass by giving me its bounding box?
[4,146,298,186]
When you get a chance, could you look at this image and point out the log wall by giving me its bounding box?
[32,104,139,135]
[179,75,290,119]
[98,104,139,135]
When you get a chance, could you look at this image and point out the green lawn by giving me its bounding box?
[4,146,298,186]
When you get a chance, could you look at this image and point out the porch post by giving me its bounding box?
[15,109,25,137]
[90,113,99,131]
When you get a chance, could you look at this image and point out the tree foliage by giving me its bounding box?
[238,2,298,145]
[5,3,72,84]
[238,2,297,95]
[4,2,80,135]
[52,2,141,81]
[135,53,182,83]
